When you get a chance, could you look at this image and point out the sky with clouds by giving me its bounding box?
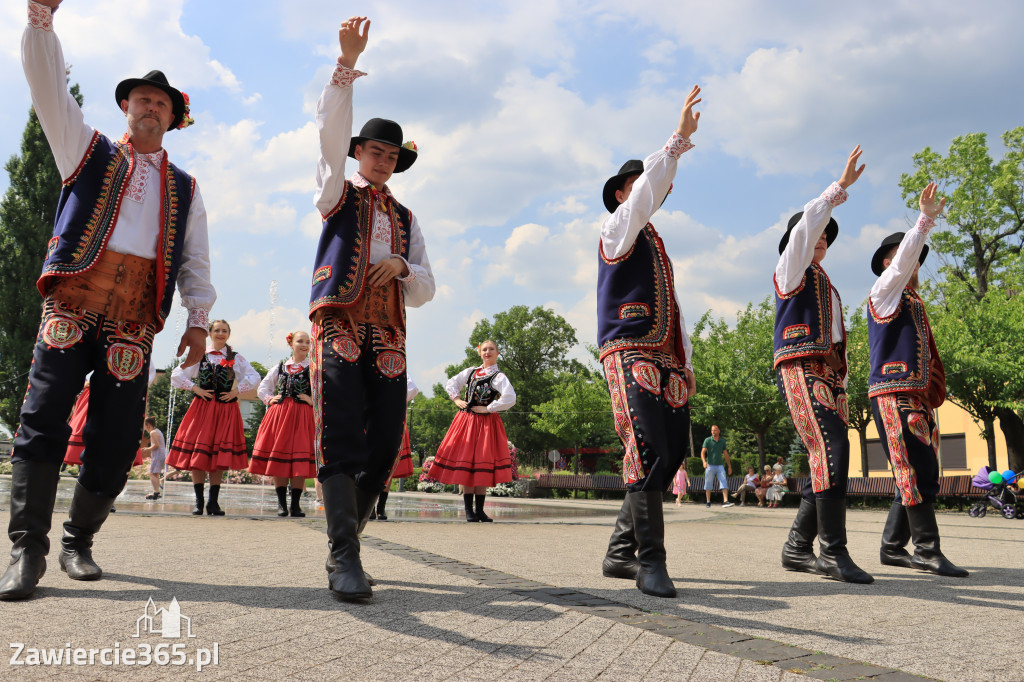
[1,0,1022,388]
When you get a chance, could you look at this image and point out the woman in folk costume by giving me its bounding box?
[371,376,419,521]
[430,340,516,522]
[167,320,259,516]
[249,330,317,518]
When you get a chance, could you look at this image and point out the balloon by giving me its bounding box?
[988,471,1004,485]
[1002,470,1016,483]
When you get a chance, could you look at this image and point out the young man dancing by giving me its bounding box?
[309,16,435,601]
[869,183,968,578]
[1,0,214,600]
[598,86,701,598]
[773,147,872,584]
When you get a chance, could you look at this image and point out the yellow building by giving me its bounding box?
[847,400,1012,478]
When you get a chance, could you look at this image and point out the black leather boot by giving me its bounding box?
[814,498,873,584]
[325,487,377,573]
[475,494,493,522]
[322,474,372,601]
[275,486,289,517]
[880,495,914,568]
[375,491,388,521]
[290,488,306,518]
[191,483,204,516]
[905,502,969,577]
[206,484,225,516]
[602,497,638,580]
[0,461,61,600]
[59,483,116,581]
[464,493,479,522]
[628,491,676,598]
[781,497,820,573]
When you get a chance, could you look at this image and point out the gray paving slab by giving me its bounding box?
[2,487,1018,679]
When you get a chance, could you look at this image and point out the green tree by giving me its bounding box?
[690,297,791,469]
[0,84,84,430]
[447,305,588,458]
[929,277,1024,470]
[845,305,874,476]
[533,374,615,475]
[900,129,1024,470]
[146,361,190,442]
[407,384,458,465]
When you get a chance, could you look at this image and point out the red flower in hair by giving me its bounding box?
[286,333,294,345]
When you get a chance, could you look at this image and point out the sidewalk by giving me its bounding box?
[0,483,1021,680]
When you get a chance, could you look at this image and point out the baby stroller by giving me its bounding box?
[967,466,1023,519]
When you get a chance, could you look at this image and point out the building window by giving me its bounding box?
[939,434,967,470]
[865,438,890,471]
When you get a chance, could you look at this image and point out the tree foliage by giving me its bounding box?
[407,384,458,465]
[901,128,1024,471]
[533,374,615,472]
[690,297,791,469]
[0,85,83,430]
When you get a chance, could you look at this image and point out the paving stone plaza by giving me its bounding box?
[1,479,1021,681]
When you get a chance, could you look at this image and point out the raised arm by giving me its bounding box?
[775,146,864,294]
[314,17,369,216]
[600,86,701,260]
[869,182,945,317]
[22,0,95,180]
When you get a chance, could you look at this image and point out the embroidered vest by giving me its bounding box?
[195,355,237,403]
[275,362,311,402]
[773,262,847,375]
[465,369,502,409]
[309,181,412,321]
[868,288,945,405]
[38,132,193,332]
[597,224,685,363]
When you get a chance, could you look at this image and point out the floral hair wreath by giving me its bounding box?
[286,332,294,345]
[177,92,195,130]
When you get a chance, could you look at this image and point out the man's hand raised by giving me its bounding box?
[676,85,702,139]
[177,327,207,368]
[838,145,865,189]
[338,16,370,69]
[919,182,947,219]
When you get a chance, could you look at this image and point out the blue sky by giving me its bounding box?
[1,0,1022,389]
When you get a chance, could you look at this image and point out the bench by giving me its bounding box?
[534,472,989,507]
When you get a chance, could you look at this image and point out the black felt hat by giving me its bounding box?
[871,232,929,276]
[348,118,417,173]
[778,211,839,255]
[114,70,186,132]
[602,160,643,213]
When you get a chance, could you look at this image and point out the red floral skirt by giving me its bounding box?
[167,397,248,472]
[429,411,513,487]
[248,399,317,478]
[64,386,143,466]
[392,426,414,478]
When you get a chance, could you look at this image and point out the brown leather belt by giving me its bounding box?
[47,250,157,324]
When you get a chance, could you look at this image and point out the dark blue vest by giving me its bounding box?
[773,263,846,375]
[868,288,945,404]
[38,132,193,332]
[309,181,412,317]
[597,224,684,362]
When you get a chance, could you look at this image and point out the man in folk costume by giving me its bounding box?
[869,183,968,578]
[1,0,214,601]
[598,87,701,599]
[310,16,435,601]
[773,147,872,584]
